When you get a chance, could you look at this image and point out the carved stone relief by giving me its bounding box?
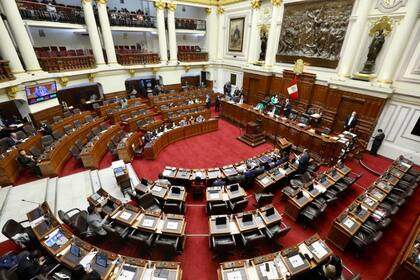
[276,0,354,68]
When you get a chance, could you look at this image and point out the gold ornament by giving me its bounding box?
[128,69,136,77]
[7,86,18,100]
[271,0,282,7]
[293,59,304,75]
[80,0,92,4]
[95,0,107,4]
[251,0,261,9]
[202,65,208,71]
[154,0,165,10]
[260,24,268,37]
[166,2,176,11]
[206,8,212,15]
[152,68,158,74]
[88,73,96,82]
[369,16,393,37]
[184,65,191,72]
[58,77,69,87]
[217,6,224,15]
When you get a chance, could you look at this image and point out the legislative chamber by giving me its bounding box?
[0,0,418,280]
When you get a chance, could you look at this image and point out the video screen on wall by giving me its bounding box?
[25,82,57,104]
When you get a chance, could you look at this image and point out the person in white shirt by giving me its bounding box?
[344,111,358,131]
[196,115,205,123]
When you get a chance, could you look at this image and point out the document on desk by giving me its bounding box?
[162,170,172,177]
[166,221,178,230]
[209,193,220,199]
[226,270,242,280]
[259,262,279,279]
[343,217,355,229]
[289,255,304,268]
[260,177,271,185]
[152,186,163,192]
[120,211,132,221]
[142,218,155,227]
[79,251,97,269]
[311,241,328,259]
[117,270,135,280]
[314,184,326,193]
[298,244,313,259]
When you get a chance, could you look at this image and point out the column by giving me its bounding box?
[167,3,177,63]
[248,0,261,63]
[206,7,217,61]
[0,0,41,72]
[0,18,25,74]
[81,0,105,65]
[155,1,168,63]
[338,0,374,79]
[377,0,420,84]
[96,0,117,64]
[264,0,283,67]
[216,7,225,60]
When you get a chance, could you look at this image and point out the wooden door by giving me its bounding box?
[332,97,363,132]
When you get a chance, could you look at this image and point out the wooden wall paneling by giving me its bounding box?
[162,84,182,92]
[270,76,285,98]
[243,72,272,105]
[311,84,329,108]
[104,91,128,100]
[282,70,316,111]
[181,76,200,87]
[30,105,63,128]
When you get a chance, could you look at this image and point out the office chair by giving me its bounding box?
[63,124,74,135]
[107,142,119,160]
[0,269,18,280]
[23,124,36,136]
[74,139,84,151]
[208,201,228,215]
[53,116,63,123]
[120,114,130,125]
[91,127,101,137]
[136,193,161,213]
[240,228,266,254]
[254,193,274,207]
[128,229,155,257]
[211,235,236,260]
[1,219,35,248]
[52,130,64,140]
[15,131,27,141]
[41,135,54,149]
[351,225,383,258]
[58,209,92,238]
[154,234,180,260]
[264,222,291,250]
[73,120,82,129]
[69,145,81,161]
[228,197,248,213]
[191,179,205,200]
[104,221,130,239]
[63,111,72,118]
[299,203,325,230]
[85,115,94,123]
[163,200,184,214]
[29,146,43,159]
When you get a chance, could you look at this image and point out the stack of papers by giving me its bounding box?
[120,212,132,221]
[226,271,242,280]
[311,241,328,259]
[166,221,178,230]
[289,255,304,268]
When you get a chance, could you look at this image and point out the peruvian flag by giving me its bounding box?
[287,77,299,100]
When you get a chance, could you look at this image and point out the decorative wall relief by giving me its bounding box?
[276,0,354,68]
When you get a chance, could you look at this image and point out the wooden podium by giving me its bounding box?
[237,121,266,147]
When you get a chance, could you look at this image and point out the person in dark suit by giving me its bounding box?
[39,122,52,136]
[223,82,232,98]
[297,149,310,174]
[16,250,54,279]
[152,85,161,96]
[283,99,291,117]
[17,149,42,177]
[370,129,385,155]
[344,111,358,131]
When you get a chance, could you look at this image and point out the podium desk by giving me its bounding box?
[117,132,141,163]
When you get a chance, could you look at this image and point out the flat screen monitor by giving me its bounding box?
[171,186,181,194]
[229,184,238,192]
[265,208,275,217]
[215,216,227,225]
[25,82,57,104]
[70,244,80,257]
[242,214,253,223]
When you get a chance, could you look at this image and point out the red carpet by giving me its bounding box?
[5,116,420,280]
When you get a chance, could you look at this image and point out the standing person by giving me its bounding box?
[283,98,291,118]
[344,111,358,131]
[205,94,211,109]
[296,149,310,174]
[215,95,221,112]
[152,85,160,96]
[223,81,232,99]
[370,129,385,155]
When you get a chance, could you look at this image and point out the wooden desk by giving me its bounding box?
[143,120,218,159]
[80,125,120,168]
[111,104,148,124]
[117,132,141,163]
[126,111,154,132]
[327,214,362,251]
[161,103,206,120]
[284,190,312,222]
[39,117,106,176]
[0,133,42,185]
[50,111,90,131]
[221,101,342,163]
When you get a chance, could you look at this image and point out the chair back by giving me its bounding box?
[1,219,24,240]
[15,131,27,140]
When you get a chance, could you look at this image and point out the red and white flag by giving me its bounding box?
[287,77,299,100]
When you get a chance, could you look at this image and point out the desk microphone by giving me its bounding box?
[21,199,41,206]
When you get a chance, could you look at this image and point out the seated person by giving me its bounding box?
[143,131,153,143]
[120,98,128,109]
[296,149,310,174]
[318,255,344,280]
[72,264,101,280]
[86,205,109,236]
[9,132,20,146]
[212,176,226,187]
[89,93,99,102]
[39,122,53,136]
[17,149,42,177]
[196,115,205,123]
[16,250,54,279]
[188,116,195,125]
[179,117,188,127]
[283,98,291,117]
[270,95,279,105]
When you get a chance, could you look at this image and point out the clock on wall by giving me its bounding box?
[376,0,407,13]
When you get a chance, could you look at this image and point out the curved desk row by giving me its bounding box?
[143,119,219,159]
[80,124,121,168]
[125,111,155,132]
[50,111,90,131]
[26,202,182,280]
[117,131,142,163]
[161,103,205,120]
[39,116,107,177]
[168,108,211,123]
[88,188,186,251]
[0,133,42,185]
[217,234,333,280]
[96,97,144,117]
[110,104,149,124]
[153,94,205,108]
[221,101,342,163]
[149,88,211,105]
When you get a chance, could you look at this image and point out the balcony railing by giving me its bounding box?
[35,48,95,72]
[178,52,208,62]
[175,18,206,31]
[109,11,156,28]
[17,0,85,25]
[0,60,15,83]
[116,52,160,65]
